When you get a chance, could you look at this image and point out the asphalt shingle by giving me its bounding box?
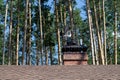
[0,65,120,80]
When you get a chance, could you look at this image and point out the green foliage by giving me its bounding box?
[73,8,82,26]
[73,8,89,46]
[44,30,56,47]
[0,0,4,64]
[1,0,119,65]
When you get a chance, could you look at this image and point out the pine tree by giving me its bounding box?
[22,0,29,65]
[16,0,20,65]
[114,0,117,65]
[39,0,43,65]
[8,0,13,65]
[55,0,62,65]
[102,0,107,65]
[27,2,31,65]
[2,0,8,65]
[86,0,95,65]
[92,0,105,65]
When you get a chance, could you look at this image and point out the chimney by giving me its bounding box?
[62,39,88,65]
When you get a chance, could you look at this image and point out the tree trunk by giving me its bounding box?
[63,4,67,45]
[27,2,31,65]
[36,39,39,65]
[98,0,102,27]
[36,17,42,66]
[2,0,8,65]
[8,0,13,65]
[102,0,107,65]
[22,0,29,65]
[50,46,53,65]
[16,0,20,65]
[45,47,48,65]
[68,0,74,40]
[98,0,103,53]
[86,0,95,65]
[93,31,99,65]
[55,0,62,65]
[39,0,43,65]
[59,0,64,46]
[93,0,105,65]
[114,0,117,65]
[59,0,63,26]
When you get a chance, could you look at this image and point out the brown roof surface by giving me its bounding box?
[0,65,120,80]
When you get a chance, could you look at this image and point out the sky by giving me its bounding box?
[46,0,87,60]
[47,0,87,20]
[76,0,87,19]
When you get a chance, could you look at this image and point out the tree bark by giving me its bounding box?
[114,0,117,65]
[93,0,105,65]
[102,0,107,65]
[86,0,95,65]
[98,0,103,52]
[36,39,39,65]
[16,0,20,65]
[59,0,63,27]
[55,0,62,65]
[63,4,67,45]
[22,0,29,65]
[8,0,13,65]
[2,0,8,65]
[39,0,43,65]
[68,0,74,40]
[59,0,64,46]
[45,47,48,65]
[27,2,31,65]
[93,31,99,65]
[50,46,53,65]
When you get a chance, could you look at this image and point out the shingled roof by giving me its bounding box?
[0,65,120,80]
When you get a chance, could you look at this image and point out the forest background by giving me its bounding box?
[0,0,120,65]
